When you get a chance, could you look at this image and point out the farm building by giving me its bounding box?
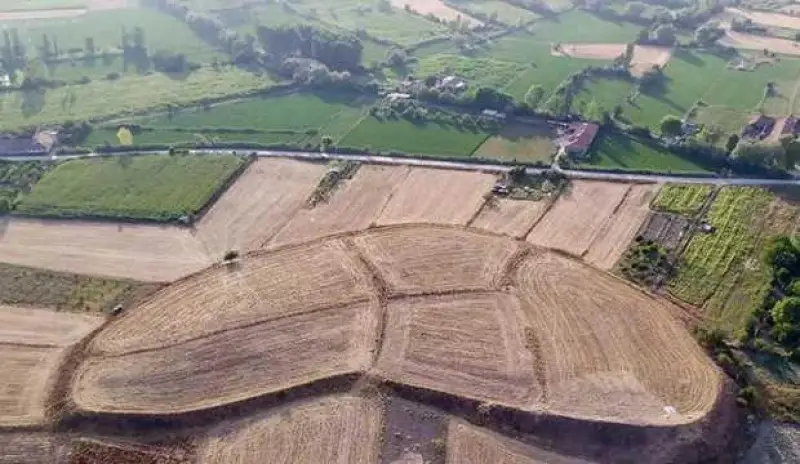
[742,114,775,139]
[0,135,50,156]
[557,122,600,158]
[782,116,800,136]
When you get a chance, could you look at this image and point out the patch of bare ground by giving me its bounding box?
[584,183,658,270]
[376,168,495,226]
[515,251,721,425]
[72,302,379,414]
[70,438,191,464]
[381,396,447,464]
[553,43,626,60]
[390,0,482,27]
[526,181,631,257]
[0,307,102,428]
[0,433,69,463]
[631,46,673,77]
[447,420,595,464]
[741,421,800,463]
[197,395,382,464]
[639,212,691,251]
[195,158,327,256]
[270,165,409,247]
[0,218,212,282]
[470,199,549,239]
[88,239,373,355]
[375,292,538,407]
[721,30,800,56]
[728,7,800,30]
[353,226,519,295]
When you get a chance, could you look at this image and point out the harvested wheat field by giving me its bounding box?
[270,165,410,247]
[69,438,191,464]
[721,30,800,56]
[353,226,519,295]
[584,183,658,270]
[390,0,482,27]
[527,181,631,257]
[376,168,495,226]
[470,199,549,239]
[447,421,595,464]
[0,218,211,282]
[728,7,800,30]
[195,158,327,256]
[631,46,673,76]
[376,292,538,405]
[73,302,378,414]
[0,307,103,427]
[553,43,626,60]
[0,433,68,464]
[198,396,381,464]
[515,252,720,425]
[89,239,372,355]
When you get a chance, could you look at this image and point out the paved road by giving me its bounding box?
[4,148,800,186]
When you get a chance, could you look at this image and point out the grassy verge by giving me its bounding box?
[652,184,714,216]
[0,262,160,314]
[16,154,246,222]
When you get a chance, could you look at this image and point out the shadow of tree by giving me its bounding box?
[21,88,46,118]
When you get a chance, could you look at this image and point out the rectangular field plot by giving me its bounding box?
[0,346,64,427]
[652,184,714,216]
[0,218,212,282]
[474,123,557,163]
[376,168,495,225]
[270,165,410,247]
[195,158,328,256]
[582,133,713,173]
[376,293,537,406]
[415,55,527,91]
[73,303,379,414]
[17,154,245,222]
[0,305,103,346]
[528,10,640,43]
[527,181,631,257]
[470,198,549,239]
[0,433,67,464]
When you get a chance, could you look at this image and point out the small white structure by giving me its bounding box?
[481,109,506,120]
[386,92,411,103]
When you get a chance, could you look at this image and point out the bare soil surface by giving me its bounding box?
[721,30,800,56]
[728,7,800,30]
[390,0,482,27]
[741,421,800,463]
[381,396,446,464]
[470,199,549,239]
[639,212,690,251]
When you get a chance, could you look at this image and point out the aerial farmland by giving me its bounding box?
[1,0,800,462]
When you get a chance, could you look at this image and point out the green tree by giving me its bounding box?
[653,24,677,45]
[725,133,740,153]
[659,115,683,137]
[584,99,603,123]
[624,2,646,19]
[524,84,544,108]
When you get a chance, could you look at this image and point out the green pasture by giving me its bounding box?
[473,123,556,163]
[652,184,714,216]
[528,10,640,43]
[581,132,713,173]
[455,0,539,25]
[414,54,527,91]
[17,154,246,221]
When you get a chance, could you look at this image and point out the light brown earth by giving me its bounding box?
[0,218,212,282]
[0,306,103,427]
[470,199,549,239]
[71,226,722,427]
[526,181,631,257]
[631,46,673,77]
[552,44,672,76]
[0,433,68,464]
[73,302,378,414]
[447,421,595,464]
[728,7,800,30]
[198,395,382,464]
[195,158,327,255]
[88,239,372,355]
[353,226,518,295]
[721,30,800,56]
[390,0,482,27]
[270,165,410,247]
[584,183,658,270]
[376,168,495,226]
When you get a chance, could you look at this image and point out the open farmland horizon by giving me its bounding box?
[2,0,800,461]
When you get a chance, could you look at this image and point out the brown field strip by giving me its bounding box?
[89,239,372,355]
[0,345,65,427]
[447,421,595,464]
[727,7,800,30]
[70,438,191,464]
[376,168,495,226]
[376,293,538,406]
[527,181,631,257]
[390,0,482,26]
[195,158,327,256]
[515,252,720,425]
[353,226,519,295]
[0,433,68,463]
[270,165,410,247]
[584,184,658,270]
[198,395,382,464]
[470,199,549,239]
[0,218,212,282]
[0,306,103,347]
[72,302,378,414]
[721,30,800,57]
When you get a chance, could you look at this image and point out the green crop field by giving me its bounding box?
[415,54,527,91]
[340,116,492,156]
[572,76,634,119]
[581,132,713,173]
[454,0,539,25]
[669,187,775,331]
[474,123,556,163]
[702,56,800,111]
[17,154,246,221]
[0,67,275,130]
[652,184,714,216]
[291,0,447,46]
[528,10,640,43]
